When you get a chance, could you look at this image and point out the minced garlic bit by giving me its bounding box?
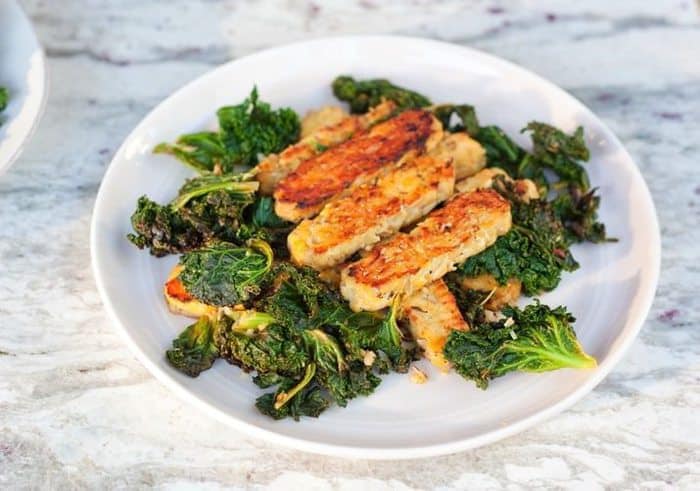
[484,309,504,323]
[504,317,515,327]
[362,350,377,367]
[409,366,428,384]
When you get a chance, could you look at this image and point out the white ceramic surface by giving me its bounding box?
[0,0,47,175]
[90,36,660,459]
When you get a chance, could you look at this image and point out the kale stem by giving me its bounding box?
[274,363,316,409]
[171,180,259,210]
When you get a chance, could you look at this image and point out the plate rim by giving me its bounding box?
[0,0,49,176]
[90,34,661,459]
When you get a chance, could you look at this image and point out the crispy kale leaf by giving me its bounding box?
[178,240,274,306]
[166,316,219,377]
[234,196,294,257]
[432,104,480,136]
[211,264,410,419]
[216,310,309,375]
[338,296,415,373]
[458,180,579,295]
[444,301,597,389]
[523,122,590,190]
[255,369,330,420]
[155,87,300,173]
[127,174,258,256]
[332,75,431,113]
[551,185,611,243]
[259,264,415,373]
[302,329,381,407]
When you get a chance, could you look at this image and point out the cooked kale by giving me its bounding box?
[127,196,204,257]
[206,264,412,419]
[338,296,416,374]
[302,329,381,407]
[432,104,480,136]
[166,316,219,377]
[155,87,300,173]
[458,179,578,295]
[234,196,294,257]
[523,122,590,190]
[215,306,384,419]
[127,174,258,256]
[255,371,330,420]
[551,185,612,244]
[216,310,309,375]
[443,301,597,389]
[332,75,431,113]
[259,264,415,372]
[178,240,274,306]
[476,125,546,189]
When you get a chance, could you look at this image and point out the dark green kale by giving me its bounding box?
[338,296,416,374]
[155,87,300,173]
[475,125,546,190]
[301,329,381,407]
[208,264,413,419]
[127,174,258,256]
[332,75,431,113]
[443,301,597,389]
[257,263,346,331]
[127,196,204,257]
[523,122,590,190]
[255,368,330,420]
[458,179,578,295]
[216,311,309,375]
[166,316,220,377]
[215,305,382,420]
[178,240,274,307]
[551,185,612,243]
[444,274,490,327]
[259,264,415,372]
[432,104,480,136]
[234,196,294,257]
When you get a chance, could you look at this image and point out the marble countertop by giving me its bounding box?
[1,0,699,488]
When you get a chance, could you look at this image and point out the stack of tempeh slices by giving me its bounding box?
[256,106,537,372]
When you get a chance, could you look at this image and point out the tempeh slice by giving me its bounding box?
[340,189,512,311]
[256,100,396,194]
[274,109,443,222]
[288,155,455,270]
[403,279,470,372]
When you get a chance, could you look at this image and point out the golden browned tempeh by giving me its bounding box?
[274,109,443,222]
[300,106,348,138]
[288,155,455,270]
[340,189,512,311]
[457,274,522,311]
[430,132,486,180]
[455,167,539,201]
[255,101,396,194]
[403,279,470,372]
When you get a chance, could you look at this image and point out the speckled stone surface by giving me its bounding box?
[1,0,699,488]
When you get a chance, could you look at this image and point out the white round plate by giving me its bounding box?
[91,36,660,459]
[0,0,47,175]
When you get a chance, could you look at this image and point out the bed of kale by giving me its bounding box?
[126,77,609,420]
